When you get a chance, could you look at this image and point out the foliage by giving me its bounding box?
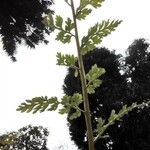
[0,132,16,150]
[56,52,77,67]
[63,47,129,149]
[0,125,49,150]
[0,0,53,61]
[17,96,59,113]
[18,0,121,117]
[16,1,147,150]
[86,64,105,94]
[95,103,137,140]
[64,39,150,150]
[80,20,122,55]
[17,94,83,120]
[76,0,105,20]
[125,39,150,100]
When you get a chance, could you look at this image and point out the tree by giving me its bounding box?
[63,39,150,150]
[0,0,53,61]
[0,132,16,150]
[125,38,150,100]
[0,125,49,150]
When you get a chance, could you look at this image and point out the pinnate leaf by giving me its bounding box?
[76,0,105,20]
[81,20,122,55]
[17,97,59,114]
[56,52,77,66]
[95,102,138,140]
[59,93,83,119]
[56,31,72,43]
[55,17,74,44]
[86,64,105,94]
[76,8,92,20]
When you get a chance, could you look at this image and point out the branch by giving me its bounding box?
[65,0,71,6]
[94,100,150,143]
[70,0,95,149]
[73,105,85,113]
[55,26,75,37]
[94,103,137,143]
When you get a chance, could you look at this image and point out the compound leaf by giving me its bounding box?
[56,52,77,66]
[17,97,59,113]
[81,20,122,55]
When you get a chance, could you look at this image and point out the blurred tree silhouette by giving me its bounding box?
[0,0,53,61]
[0,125,49,150]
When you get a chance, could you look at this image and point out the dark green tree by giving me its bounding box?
[109,39,150,150]
[0,125,49,150]
[0,132,16,150]
[125,38,150,100]
[0,0,53,61]
[63,39,150,150]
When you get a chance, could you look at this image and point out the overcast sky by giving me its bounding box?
[1,0,150,149]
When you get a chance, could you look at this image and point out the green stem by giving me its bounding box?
[55,26,75,37]
[70,0,95,150]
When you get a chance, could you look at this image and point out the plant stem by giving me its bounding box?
[70,0,95,150]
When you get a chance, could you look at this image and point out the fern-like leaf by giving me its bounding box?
[17,96,59,114]
[81,20,122,55]
[94,102,137,142]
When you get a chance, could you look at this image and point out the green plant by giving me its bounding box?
[0,132,16,149]
[0,125,49,150]
[17,1,150,150]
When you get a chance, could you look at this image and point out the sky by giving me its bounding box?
[0,0,150,149]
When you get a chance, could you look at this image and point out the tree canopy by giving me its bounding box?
[0,0,53,61]
[0,125,49,150]
[63,38,150,150]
